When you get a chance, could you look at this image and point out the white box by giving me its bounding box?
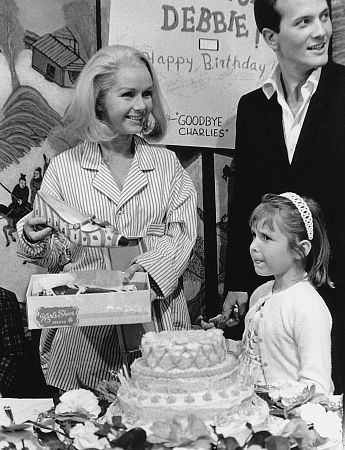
[26,270,151,329]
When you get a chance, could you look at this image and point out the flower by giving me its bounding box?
[122,410,140,427]
[147,414,211,447]
[55,388,101,418]
[213,406,239,427]
[69,421,108,450]
[299,402,325,425]
[96,379,120,402]
[268,380,309,405]
[314,411,342,440]
[300,404,342,440]
[31,380,342,450]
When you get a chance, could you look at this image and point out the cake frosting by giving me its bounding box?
[117,329,257,424]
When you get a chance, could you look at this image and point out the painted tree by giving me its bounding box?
[0,0,24,90]
[63,0,97,61]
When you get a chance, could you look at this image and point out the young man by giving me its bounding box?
[224,0,345,392]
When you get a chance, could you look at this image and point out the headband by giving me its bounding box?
[279,192,313,240]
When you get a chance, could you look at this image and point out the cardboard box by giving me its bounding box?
[26,270,151,329]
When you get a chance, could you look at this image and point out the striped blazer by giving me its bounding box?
[17,135,197,390]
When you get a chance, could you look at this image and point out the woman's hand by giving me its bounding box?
[124,263,157,302]
[23,216,53,243]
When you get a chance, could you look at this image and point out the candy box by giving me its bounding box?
[26,269,151,329]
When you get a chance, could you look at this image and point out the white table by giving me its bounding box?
[0,398,54,449]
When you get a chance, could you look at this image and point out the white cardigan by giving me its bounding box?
[246,279,334,394]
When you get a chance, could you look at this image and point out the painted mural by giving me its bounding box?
[0,0,99,301]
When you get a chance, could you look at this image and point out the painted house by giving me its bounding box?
[24,30,40,49]
[31,26,85,88]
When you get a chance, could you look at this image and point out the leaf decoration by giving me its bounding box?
[111,416,127,430]
[76,373,103,398]
[216,435,241,450]
[25,420,68,437]
[280,417,317,449]
[247,430,272,447]
[264,435,290,450]
[0,86,62,170]
[94,422,112,438]
[109,427,146,450]
[51,411,90,423]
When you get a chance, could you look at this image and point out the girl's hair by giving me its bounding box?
[249,193,333,288]
[63,45,167,142]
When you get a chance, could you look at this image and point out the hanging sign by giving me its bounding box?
[108,0,277,149]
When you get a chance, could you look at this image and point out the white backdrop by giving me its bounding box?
[108,0,277,149]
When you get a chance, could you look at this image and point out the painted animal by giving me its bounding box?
[0,204,16,247]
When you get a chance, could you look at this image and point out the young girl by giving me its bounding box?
[238,192,334,394]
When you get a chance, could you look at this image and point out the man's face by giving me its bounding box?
[274,0,332,78]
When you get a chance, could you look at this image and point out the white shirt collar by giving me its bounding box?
[262,65,321,100]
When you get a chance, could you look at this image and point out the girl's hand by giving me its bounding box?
[23,216,53,243]
[124,263,157,302]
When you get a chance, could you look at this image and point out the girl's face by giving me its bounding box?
[104,65,153,138]
[19,179,26,188]
[33,170,40,179]
[250,216,301,283]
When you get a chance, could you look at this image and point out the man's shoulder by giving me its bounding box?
[240,86,265,101]
[325,61,345,74]
[0,287,16,298]
[321,61,345,86]
[236,87,268,124]
[237,86,267,112]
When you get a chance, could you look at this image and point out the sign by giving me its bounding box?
[108,0,277,149]
[35,306,79,328]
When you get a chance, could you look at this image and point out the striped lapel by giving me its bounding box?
[117,135,155,210]
[81,136,156,207]
[80,142,122,204]
[117,157,148,209]
[92,163,121,204]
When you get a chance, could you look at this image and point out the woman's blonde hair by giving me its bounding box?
[63,45,167,142]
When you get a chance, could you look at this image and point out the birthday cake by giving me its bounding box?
[117,329,260,424]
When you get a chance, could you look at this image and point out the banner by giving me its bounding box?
[109,1,277,149]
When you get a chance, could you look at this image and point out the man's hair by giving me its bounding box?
[254,0,281,34]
